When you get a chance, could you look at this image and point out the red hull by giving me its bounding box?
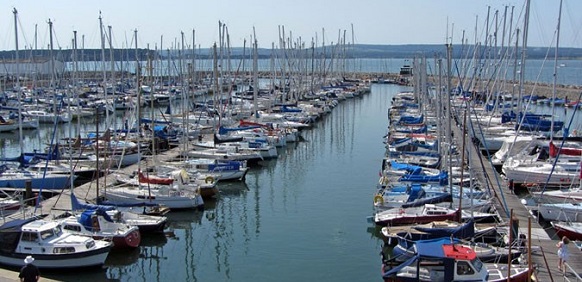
[553,223,582,241]
[96,229,141,249]
[112,229,141,249]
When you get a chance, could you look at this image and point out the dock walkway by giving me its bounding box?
[454,121,582,281]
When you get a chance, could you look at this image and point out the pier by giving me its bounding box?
[455,112,582,281]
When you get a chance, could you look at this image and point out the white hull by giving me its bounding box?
[214,170,248,180]
[0,122,19,132]
[90,152,143,168]
[24,111,72,124]
[538,203,582,222]
[105,187,204,210]
[502,162,580,185]
[532,188,582,202]
[0,250,110,269]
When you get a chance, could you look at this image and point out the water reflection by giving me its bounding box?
[107,247,141,266]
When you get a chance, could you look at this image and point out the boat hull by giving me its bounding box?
[0,246,111,269]
[105,189,204,210]
[375,212,459,227]
[551,222,582,241]
[111,229,141,249]
[0,173,76,190]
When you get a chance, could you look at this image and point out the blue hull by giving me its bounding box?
[0,175,74,190]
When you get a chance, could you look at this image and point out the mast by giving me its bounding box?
[517,0,531,114]
[212,42,219,130]
[253,28,259,118]
[107,25,114,123]
[446,43,453,193]
[135,29,142,130]
[550,0,563,140]
[48,19,55,89]
[99,12,107,97]
[13,9,24,158]
[69,31,79,193]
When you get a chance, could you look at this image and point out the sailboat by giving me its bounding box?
[0,11,75,192]
[105,29,204,210]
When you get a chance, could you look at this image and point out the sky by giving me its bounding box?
[2,0,582,51]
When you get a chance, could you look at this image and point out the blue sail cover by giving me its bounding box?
[401,193,452,208]
[280,105,302,113]
[390,161,423,174]
[79,209,114,231]
[517,112,564,132]
[401,102,419,108]
[407,184,424,201]
[208,160,241,171]
[398,115,424,125]
[400,171,448,185]
[71,193,116,212]
[414,237,458,257]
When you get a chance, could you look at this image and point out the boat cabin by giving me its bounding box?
[383,240,488,281]
[18,219,95,254]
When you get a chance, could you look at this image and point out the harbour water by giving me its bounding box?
[17,84,405,281]
[69,58,582,85]
[2,71,582,281]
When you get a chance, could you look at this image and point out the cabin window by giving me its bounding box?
[40,229,55,240]
[457,261,475,275]
[471,258,483,272]
[21,232,39,242]
[63,225,82,232]
[53,247,75,254]
[427,211,446,215]
[53,226,63,236]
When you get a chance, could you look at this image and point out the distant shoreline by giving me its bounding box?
[2,44,582,61]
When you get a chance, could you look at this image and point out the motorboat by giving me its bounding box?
[0,216,112,269]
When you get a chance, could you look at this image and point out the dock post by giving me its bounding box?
[24,180,33,206]
[528,217,532,282]
[508,209,514,280]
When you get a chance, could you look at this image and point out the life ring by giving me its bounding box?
[373,194,384,205]
[180,191,185,197]
[205,176,215,184]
